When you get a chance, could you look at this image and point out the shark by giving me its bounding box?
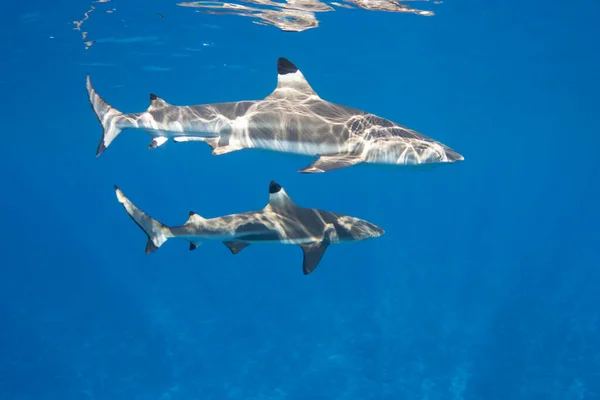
[87,57,464,173]
[114,180,384,275]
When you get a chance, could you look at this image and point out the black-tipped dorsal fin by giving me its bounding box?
[223,241,251,254]
[186,211,205,225]
[148,93,171,109]
[277,57,298,75]
[267,58,318,100]
[265,180,296,211]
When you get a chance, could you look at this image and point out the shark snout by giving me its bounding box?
[366,222,385,238]
[445,147,465,162]
[353,219,385,240]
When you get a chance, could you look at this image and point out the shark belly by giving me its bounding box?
[173,229,317,245]
[141,115,227,138]
[240,138,343,156]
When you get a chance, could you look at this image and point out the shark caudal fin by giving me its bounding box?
[86,75,130,157]
[114,186,172,254]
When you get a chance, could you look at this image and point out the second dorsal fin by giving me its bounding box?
[186,211,205,225]
[148,93,171,109]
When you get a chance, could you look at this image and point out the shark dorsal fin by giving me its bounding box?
[186,211,205,225]
[148,93,171,109]
[264,180,296,212]
[267,58,319,100]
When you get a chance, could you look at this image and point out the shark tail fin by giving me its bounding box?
[114,186,172,254]
[86,75,130,157]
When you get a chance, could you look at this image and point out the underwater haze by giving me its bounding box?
[2,0,600,399]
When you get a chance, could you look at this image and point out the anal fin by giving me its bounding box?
[189,241,202,251]
[172,137,242,156]
[149,136,168,149]
[223,241,251,254]
[299,154,363,174]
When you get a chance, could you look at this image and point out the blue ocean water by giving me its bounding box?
[1,0,600,399]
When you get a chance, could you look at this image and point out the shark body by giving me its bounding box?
[88,58,464,173]
[115,181,384,275]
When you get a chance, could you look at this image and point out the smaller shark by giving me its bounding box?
[87,57,464,173]
[114,181,384,275]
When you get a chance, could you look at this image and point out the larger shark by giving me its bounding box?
[87,58,464,173]
[114,180,384,275]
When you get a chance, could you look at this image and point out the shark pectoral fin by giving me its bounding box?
[189,138,242,156]
[189,241,202,251]
[300,242,329,275]
[300,224,336,274]
[223,241,251,254]
[149,137,168,149]
[299,154,363,174]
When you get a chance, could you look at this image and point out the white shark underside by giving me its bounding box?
[87,58,464,173]
[115,181,384,275]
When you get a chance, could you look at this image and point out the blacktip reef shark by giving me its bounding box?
[87,58,464,173]
[114,180,384,275]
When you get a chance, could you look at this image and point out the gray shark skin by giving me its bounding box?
[88,58,464,173]
[114,180,384,275]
